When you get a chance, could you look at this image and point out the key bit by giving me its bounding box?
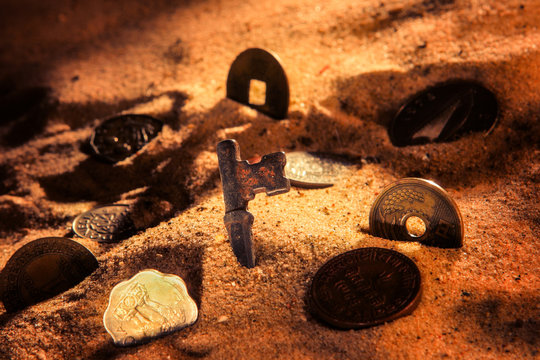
[217,139,290,268]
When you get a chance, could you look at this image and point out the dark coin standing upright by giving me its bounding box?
[389,81,498,146]
[90,114,163,163]
[226,48,289,120]
[72,204,135,243]
[309,247,421,329]
[0,237,98,312]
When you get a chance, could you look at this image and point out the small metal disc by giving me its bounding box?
[226,48,289,120]
[0,237,98,312]
[73,204,135,243]
[90,114,163,163]
[309,247,421,329]
[369,178,463,248]
[284,152,352,189]
[389,81,498,147]
[103,269,198,346]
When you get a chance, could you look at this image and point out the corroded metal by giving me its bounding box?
[217,139,290,268]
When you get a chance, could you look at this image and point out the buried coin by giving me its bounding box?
[309,247,421,329]
[73,204,135,243]
[284,152,352,188]
[226,48,289,120]
[90,114,163,163]
[103,270,198,346]
[389,81,498,147]
[369,178,463,248]
[0,237,98,312]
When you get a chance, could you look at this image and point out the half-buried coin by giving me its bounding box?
[103,269,198,346]
[389,81,498,147]
[284,152,352,188]
[73,204,135,243]
[369,178,463,248]
[90,114,163,163]
[309,247,421,329]
[0,237,98,312]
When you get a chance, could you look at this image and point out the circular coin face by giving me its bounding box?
[369,178,463,248]
[309,247,421,329]
[90,114,163,163]
[73,204,135,243]
[284,152,352,188]
[226,48,289,120]
[389,81,498,147]
[0,237,98,312]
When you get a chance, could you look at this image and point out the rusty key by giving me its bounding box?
[217,139,290,268]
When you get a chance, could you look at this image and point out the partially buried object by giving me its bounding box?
[103,269,198,346]
[309,247,421,329]
[217,139,290,268]
[369,178,463,248]
[389,81,498,146]
[0,237,98,312]
[284,152,352,189]
[90,114,163,163]
[73,204,135,243]
[226,48,289,120]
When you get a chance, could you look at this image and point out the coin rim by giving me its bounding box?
[72,204,135,243]
[308,247,422,329]
[369,177,464,246]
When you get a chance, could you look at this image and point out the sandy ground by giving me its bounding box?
[0,0,539,359]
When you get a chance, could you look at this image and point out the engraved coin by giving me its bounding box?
[73,204,135,243]
[389,81,498,147]
[90,114,163,163]
[284,152,352,188]
[226,48,289,119]
[103,269,198,346]
[0,237,98,312]
[309,247,421,329]
[369,178,463,248]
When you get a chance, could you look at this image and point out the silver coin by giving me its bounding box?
[284,152,352,188]
[73,204,135,243]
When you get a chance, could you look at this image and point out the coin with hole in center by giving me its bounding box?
[103,270,198,346]
[73,204,135,243]
[284,152,352,188]
[308,247,421,329]
[0,237,98,312]
[90,114,163,163]
[369,178,463,248]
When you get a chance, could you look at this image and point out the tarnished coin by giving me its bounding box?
[90,114,163,163]
[284,152,352,188]
[73,204,135,243]
[226,48,289,119]
[369,178,463,248]
[309,247,421,329]
[103,269,198,346]
[0,237,98,312]
[389,81,498,147]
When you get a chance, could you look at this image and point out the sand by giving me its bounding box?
[0,0,538,359]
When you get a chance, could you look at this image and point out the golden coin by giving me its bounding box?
[103,270,198,346]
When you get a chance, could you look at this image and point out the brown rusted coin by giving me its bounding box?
[90,114,163,163]
[226,48,289,120]
[369,178,463,248]
[309,247,421,329]
[0,237,98,312]
[73,204,135,243]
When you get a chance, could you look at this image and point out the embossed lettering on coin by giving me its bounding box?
[73,204,135,243]
[369,178,463,248]
[389,81,498,147]
[284,152,352,188]
[0,237,98,312]
[90,114,163,163]
[309,247,421,329]
[103,269,198,346]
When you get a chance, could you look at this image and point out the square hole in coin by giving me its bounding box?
[249,79,266,105]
